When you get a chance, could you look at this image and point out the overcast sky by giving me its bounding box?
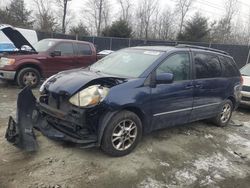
[2,0,250,26]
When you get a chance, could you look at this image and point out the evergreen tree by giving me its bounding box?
[102,20,132,38]
[70,23,89,36]
[177,13,209,42]
[0,0,33,28]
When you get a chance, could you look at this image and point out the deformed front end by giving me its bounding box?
[5,73,125,151]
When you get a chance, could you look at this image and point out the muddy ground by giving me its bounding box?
[0,85,249,188]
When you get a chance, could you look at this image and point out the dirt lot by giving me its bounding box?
[0,85,249,188]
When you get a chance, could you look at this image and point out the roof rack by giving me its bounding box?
[175,44,229,55]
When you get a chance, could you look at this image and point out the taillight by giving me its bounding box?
[240,75,243,85]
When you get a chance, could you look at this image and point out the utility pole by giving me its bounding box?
[61,0,72,34]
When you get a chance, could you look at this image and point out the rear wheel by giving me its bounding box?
[16,67,41,88]
[101,111,142,157]
[212,99,233,127]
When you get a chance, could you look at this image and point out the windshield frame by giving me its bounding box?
[90,48,165,78]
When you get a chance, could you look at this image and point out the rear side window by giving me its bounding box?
[157,53,190,81]
[194,52,221,79]
[77,43,92,55]
[54,42,74,56]
[219,56,239,77]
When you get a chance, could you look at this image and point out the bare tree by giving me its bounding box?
[33,0,58,32]
[222,0,238,43]
[158,9,177,40]
[150,5,160,39]
[102,0,111,29]
[135,0,159,39]
[55,0,72,33]
[175,0,194,34]
[210,0,238,44]
[116,0,132,22]
[83,0,110,36]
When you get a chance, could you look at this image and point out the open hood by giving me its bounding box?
[0,24,36,52]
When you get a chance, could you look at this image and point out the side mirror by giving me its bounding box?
[21,45,32,52]
[156,73,174,84]
[50,51,61,57]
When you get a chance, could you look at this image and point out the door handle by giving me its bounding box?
[195,84,203,88]
[185,85,194,89]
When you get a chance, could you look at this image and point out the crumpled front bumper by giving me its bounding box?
[5,87,98,152]
[5,87,38,151]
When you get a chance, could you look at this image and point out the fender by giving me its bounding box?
[16,58,42,69]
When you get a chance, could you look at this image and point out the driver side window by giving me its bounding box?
[156,53,190,81]
[54,42,74,56]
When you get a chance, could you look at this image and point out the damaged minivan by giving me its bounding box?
[6,45,242,156]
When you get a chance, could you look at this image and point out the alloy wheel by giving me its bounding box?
[220,103,231,123]
[111,119,137,151]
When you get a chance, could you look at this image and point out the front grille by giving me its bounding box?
[242,96,250,101]
[242,85,250,92]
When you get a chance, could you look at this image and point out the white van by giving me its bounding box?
[0,25,38,45]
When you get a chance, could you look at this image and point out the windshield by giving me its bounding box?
[241,64,250,76]
[90,49,163,77]
[33,39,56,52]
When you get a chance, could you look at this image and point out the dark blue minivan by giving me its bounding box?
[6,45,242,156]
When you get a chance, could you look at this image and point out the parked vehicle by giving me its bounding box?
[0,42,17,52]
[0,25,98,88]
[5,45,242,156]
[240,63,250,106]
[0,25,38,45]
[97,50,114,59]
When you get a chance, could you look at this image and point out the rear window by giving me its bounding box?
[194,52,222,79]
[77,43,92,55]
[219,56,239,77]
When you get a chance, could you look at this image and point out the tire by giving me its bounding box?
[212,99,233,127]
[16,67,41,88]
[101,111,142,157]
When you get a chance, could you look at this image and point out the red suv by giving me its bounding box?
[0,25,97,87]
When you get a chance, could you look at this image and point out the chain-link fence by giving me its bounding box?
[37,31,250,68]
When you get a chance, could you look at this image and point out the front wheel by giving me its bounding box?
[16,68,41,88]
[212,100,233,127]
[101,111,142,157]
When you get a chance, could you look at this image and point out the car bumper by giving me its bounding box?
[240,91,250,106]
[0,70,16,80]
[5,87,99,152]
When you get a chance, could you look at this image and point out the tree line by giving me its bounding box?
[0,0,249,45]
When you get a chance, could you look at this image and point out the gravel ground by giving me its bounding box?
[0,86,249,188]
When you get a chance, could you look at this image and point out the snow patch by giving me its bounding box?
[204,134,213,139]
[175,170,197,185]
[173,153,246,187]
[137,177,166,188]
[159,161,170,167]
[227,133,250,148]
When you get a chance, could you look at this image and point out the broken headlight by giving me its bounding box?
[69,85,109,107]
